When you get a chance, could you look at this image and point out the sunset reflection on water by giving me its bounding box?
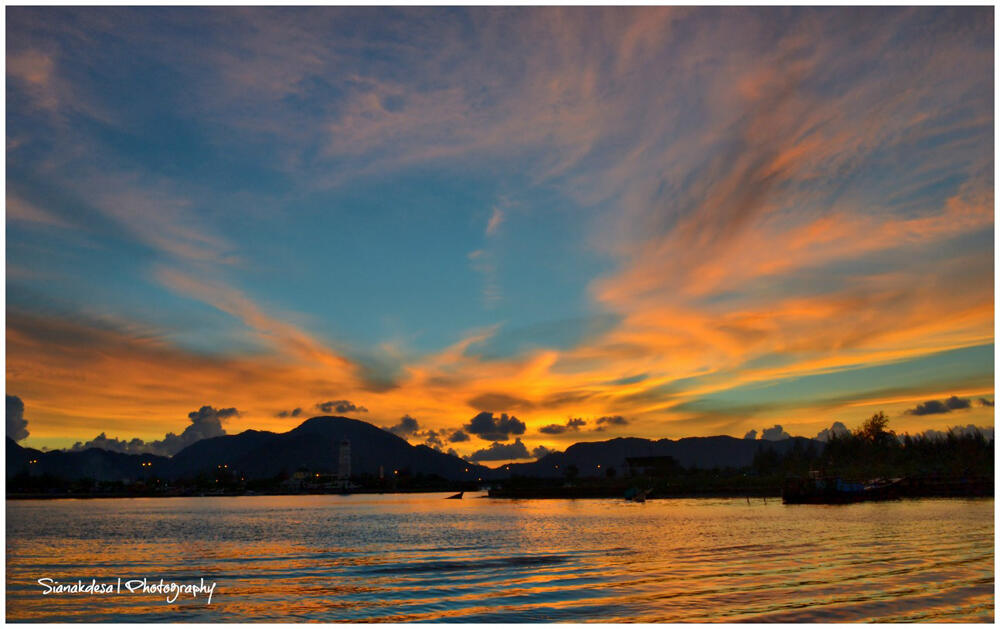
[6,494,994,622]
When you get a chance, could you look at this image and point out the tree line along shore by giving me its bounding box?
[7,414,993,500]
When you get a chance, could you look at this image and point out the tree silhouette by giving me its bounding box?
[856,411,894,444]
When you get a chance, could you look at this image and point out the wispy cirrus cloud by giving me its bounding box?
[6,194,74,229]
[154,266,358,374]
[6,8,993,454]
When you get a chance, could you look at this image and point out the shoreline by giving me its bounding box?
[7,490,993,501]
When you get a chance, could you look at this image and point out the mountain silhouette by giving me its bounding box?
[7,416,824,485]
[507,435,820,477]
[7,436,167,482]
[169,416,492,480]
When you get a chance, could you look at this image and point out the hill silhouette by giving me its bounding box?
[507,435,820,477]
[169,416,493,480]
[8,417,495,483]
[7,436,167,482]
[7,416,825,485]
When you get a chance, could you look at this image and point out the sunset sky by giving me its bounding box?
[6,7,994,459]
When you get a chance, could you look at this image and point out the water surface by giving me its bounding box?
[6,494,994,622]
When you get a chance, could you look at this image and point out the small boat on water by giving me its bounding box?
[783,474,902,504]
[445,491,463,499]
[624,487,651,502]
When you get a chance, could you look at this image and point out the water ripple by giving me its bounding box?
[6,494,994,622]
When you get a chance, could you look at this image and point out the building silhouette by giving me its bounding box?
[338,440,351,480]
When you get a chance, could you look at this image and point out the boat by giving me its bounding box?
[783,475,902,504]
[445,491,463,499]
[624,487,651,502]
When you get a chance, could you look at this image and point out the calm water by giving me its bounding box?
[6,494,994,622]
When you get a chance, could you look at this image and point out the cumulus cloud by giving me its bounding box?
[594,415,629,431]
[468,438,530,461]
[385,414,420,437]
[944,396,972,410]
[68,432,147,454]
[905,396,972,416]
[317,400,367,414]
[449,429,470,442]
[464,411,526,441]
[918,424,994,442]
[951,424,994,441]
[188,405,239,426]
[275,407,302,418]
[70,405,238,456]
[532,445,556,459]
[381,415,451,450]
[539,417,587,435]
[908,400,950,415]
[6,395,29,442]
[743,429,757,440]
[815,421,850,442]
[760,425,791,441]
[423,429,444,449]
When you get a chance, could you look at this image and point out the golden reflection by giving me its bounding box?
[6,495,993,622]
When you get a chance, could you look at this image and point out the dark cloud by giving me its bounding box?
[275,407,302,418]
[539,417,587,434]
[423,429,444,449]
[466,392,534,412]
[464,412,526,441]
[596,415,628,425]
[156,405,238,453]
[6,395,29,442]
[381,415,450,450]
[945,396,972,410]
[448,429,470,442]
[188,405,240,423]
[539,424,568,435]
[316,400,368,414]
[594,415,629,431]
[68,433,149,454]
[468,438,530,462]
[978,398,994,407]
[906,400,949,415]
[815,421,850,442]
[70,405,238,456]
[386,414,420,437]
[905,396,972,416]
[760,424,791,441]
[532,445,556,459]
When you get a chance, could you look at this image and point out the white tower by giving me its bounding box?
[338,440,351,480]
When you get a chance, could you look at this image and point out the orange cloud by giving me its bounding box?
[6,8,992,459]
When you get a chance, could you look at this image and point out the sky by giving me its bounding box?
[6,7,995,460]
